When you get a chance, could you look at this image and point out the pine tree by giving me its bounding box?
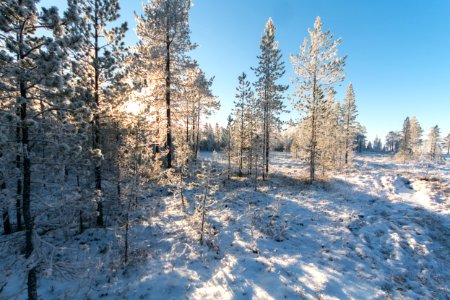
[373,136,383,152]
[0,1,79,298]
[409,116,423,157]
[355,125,367,153]
[443,133,450,155]
[385,131,402,153]
[135,0,195,169]
[317,96,341,174]
[253,18,288,178]
[341,83,358,164]
[397,117,412,161]
[234,72,253,176]
[191,68,218,161]
[245,90,260,175]
[226,115,233,179]
[428,125,441,161]
[290,16,346,181]
[72,0,128,226]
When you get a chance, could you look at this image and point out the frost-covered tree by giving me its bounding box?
[317,96,342,174]
[373,136,383,152]
[427,125,441,161]
[190,68,218,161]
[385,131,401,153]
[341,83,358,164]
[253,18,288,178]
[0,1,81,298]
[409,116,423,157]
[234,72,253,176]
[70,0,127,226]
[226,115,233,179]
[135,0,195,168]
[397,117,412,160]
[355,125,367,153]
[443,133,450,155]
[396,116,423,160]
[291,16,346,181]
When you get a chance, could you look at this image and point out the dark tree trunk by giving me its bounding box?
[2,209,12,235]
[165,36,173,168]
[21,101,37,300]
[17,20,37,295]
[93,0,103,226]
[2,180,12,235]
[265,122,269,175]
[227,130,231,180]
[238,107,244,177]
[16,113,23,231]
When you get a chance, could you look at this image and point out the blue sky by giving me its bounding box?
[43,0,450,142]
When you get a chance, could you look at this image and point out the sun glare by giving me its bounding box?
[125,101,142,116]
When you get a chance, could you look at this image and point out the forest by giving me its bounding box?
[1,0,449,299]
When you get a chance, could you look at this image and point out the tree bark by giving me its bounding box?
[310,78,317,182]
[238,105,244,177]
[16,105,23,231]
[195,107,200,161]
[17,17,37,297]
[1,180,12,235]
[93,0,103,226]
[21,99,37,300]
[165,33,173,168]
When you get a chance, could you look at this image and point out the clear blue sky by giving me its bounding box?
[43,0,450,142]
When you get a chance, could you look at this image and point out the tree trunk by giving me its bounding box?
[254,150,258,191]
[309,79,317,182]
[165,37,173,168]
[248,121,253,175]
[1,180,12,235]
[227,130,231,180]
[16,113,23,231]
[262,115,267,181]
[94,116,103,226]
[2,209,12,235]
[265,119,269,175]
[94,0,103,226]
[21,101,37,300]
[17,19,37,296]
[195,106,200,161]
[238,105,244,177]
[344,113,350,164]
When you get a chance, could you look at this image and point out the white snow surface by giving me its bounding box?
[1,152,449,299]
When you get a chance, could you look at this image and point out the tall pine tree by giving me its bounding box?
[291,17,346,181]
[341,83,358,164]
[253,18,288,179]
[135,0,195,168]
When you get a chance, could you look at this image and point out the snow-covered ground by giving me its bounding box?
[1,152,449,299]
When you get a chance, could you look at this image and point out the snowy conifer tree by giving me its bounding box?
[71,0,128,226]
[409,116,423,157]
[234,72,253,176]
[443,133,450,155]
[385,131,402,153]
[135,0,195,169]
[0,1,81,297]
[341,83,358,164]
[253,18,288,178]
[427,125,441,161]
[397,117,412,161]
[355,125,367,153]
[291,16,346,181]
